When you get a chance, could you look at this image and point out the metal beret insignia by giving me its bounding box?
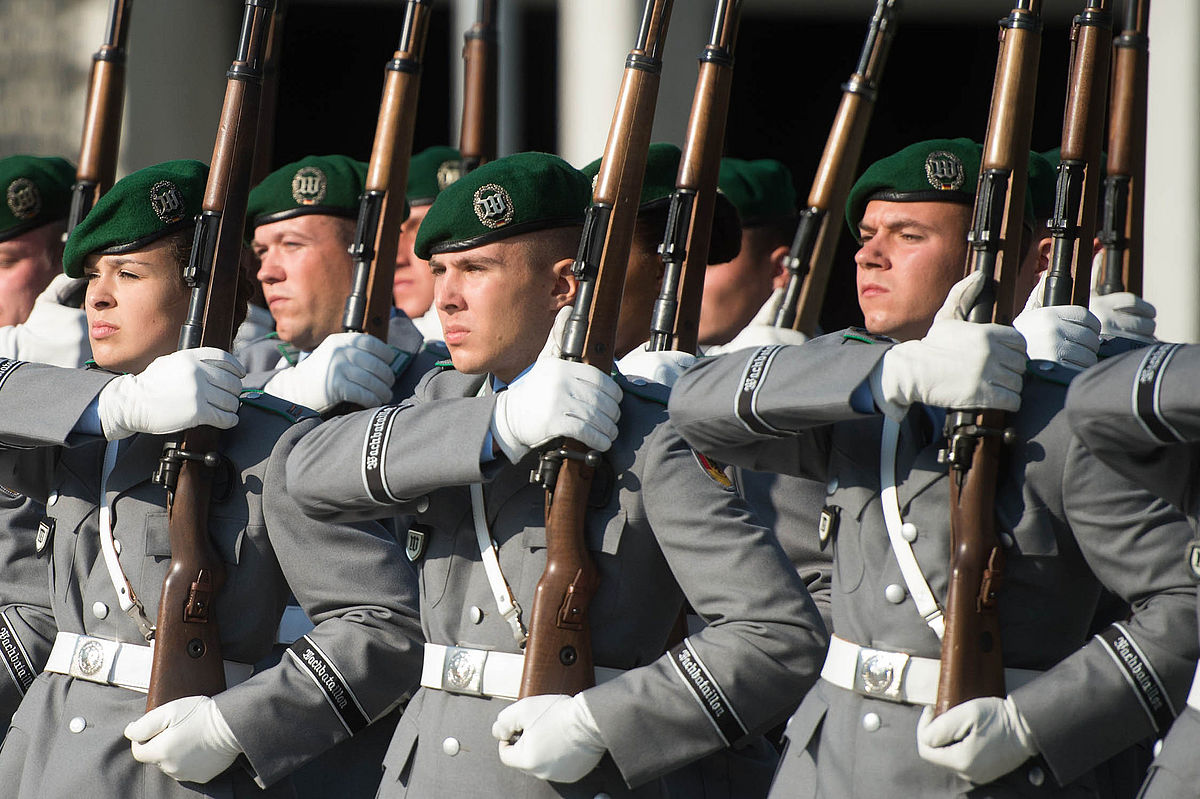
[6,178,41,221]
[149,180,186,224]
[473,183,514,229]
[291,166,327,206]
[436,159,464,191]
[924,151,965,191]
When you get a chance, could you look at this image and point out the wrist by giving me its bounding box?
[869,351,909,421]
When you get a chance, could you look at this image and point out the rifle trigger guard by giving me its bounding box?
[529,447,602,493]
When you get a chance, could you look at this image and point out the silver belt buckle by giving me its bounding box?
[855,646,910,702]
[441,646,487,696]
[69,636,116,683]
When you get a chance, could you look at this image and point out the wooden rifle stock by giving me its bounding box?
[647,0,742,355]
[1041,1,1112,307]
[147,0,274,710]
[459,0,498,173]
[773,0,898,335]
[519,0,673,699]
[1097,0,1149,296]
[342,0,434,344]
[937,0,1042,718]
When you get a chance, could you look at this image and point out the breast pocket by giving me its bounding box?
[412,496,470,609]
[827,483,876,595]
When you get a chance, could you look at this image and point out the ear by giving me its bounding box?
[769,245,790,290]
[1037,235,1052,274]
[1091,235,1102,258]
[550,256,577,310]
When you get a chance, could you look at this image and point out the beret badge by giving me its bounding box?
[291,166,327,206]
[149,180,186,224]
[473,183,514,229]
[436,159,464,191]
[924,151,965,191]
[6,178,41,221]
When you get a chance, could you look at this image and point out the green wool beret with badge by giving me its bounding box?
[246,154,372,230]
[0,155,76,242]
[408,145,464,206]
[718,157,797,227]
[62,159,207,278]
[1031,147,1108,224]
[414,151,591,260]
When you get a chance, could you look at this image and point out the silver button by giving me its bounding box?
[112,538,122,555]
[861,712,881,732]
[826,475,839,494]
[1153,738,1164,757]
[900,522,918,542]
[68,716,86,733]
[442,737,460,756]
[594,794,613,799]
[1027,765,1044,786]
[1037,361,1054,371]
[468,606,484,624]
[884,583,906,604]
[91,602,108,620]
[47,490,59,506]
[632,378,647,386]
[415,496,430,514]
[999,532,1015,549]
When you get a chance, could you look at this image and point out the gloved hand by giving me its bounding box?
[490,307,622,462]
[98,348,245,440]
[1012,274,1101,371]
[1089,290,1156,343]
[917,696,1038,785]
[703,287,810,355]
[0,275,91,367]
[493,693,607,783]
[264,331,397,413]
[869,270,1027,421]
[40,273,88,305]
[125,695,243,784]
[615,345,696,387]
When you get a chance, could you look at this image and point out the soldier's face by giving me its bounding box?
[252,215,354,351]
[855,200,971,342]
[699,229,787,346]
[0,224,61,327]
[392,204,435,319]
[83,238,189,375]
[431,235,575,383]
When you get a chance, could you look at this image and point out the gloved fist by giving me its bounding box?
[870,271,1027,420]
[264,331,397,413]
[490,307,622,462]
[125,695,243,784]
[493,693,607,783]
[703,287,810,355]
[98,348,246,440]
[917,696,1038,785]
[1089,290,1156,343]
[39,273,88,306]
[1013,274,1100,371]
[616,346,696,388]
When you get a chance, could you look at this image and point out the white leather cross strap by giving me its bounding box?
[420,643,623,701]
[1186,661,1200,712]
[880,416,945,639]
[44,632,253,694]
[470,483,527,647]
[820,634,1040,707]
[98,440,156,641]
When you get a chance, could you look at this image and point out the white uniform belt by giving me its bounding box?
[820,634,1041,707]
[44,632,254,694]
[420,643,624,700]
[1186,662,1200,712]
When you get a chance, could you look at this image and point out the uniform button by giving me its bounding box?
[1027,765,1045,786]
[884,583,906,604]
[826,475,839,494]
[631,378,647,386]
[415,496,430,513]
[999,532,1015,549]
[1153,738,1164,757]
[1037,361,1054,372]
[68,716,86,733]
[441,737,460,756]
[468,606,484,624]
[91,602,109,620]
[900,522,918,542]
[112,538,122,555]
[594,794,613,799]
[861,712,881,732]
[47,490,59,506]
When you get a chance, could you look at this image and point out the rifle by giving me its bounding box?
[458,0,498,174]
[773,0,899,335]
[1097,0,1150,296]
[147,0,274,710]
[521,0,673,698]
[1041,1,1113,307]
[937,0,1042,717]
[342,0,434,344]
[647,0,742,355]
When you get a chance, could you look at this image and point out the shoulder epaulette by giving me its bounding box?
[1026,359,1078,387]
[238,389,320,423]
[842,327,892,345]
[433,358,456,370]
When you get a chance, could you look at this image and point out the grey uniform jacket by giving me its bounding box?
[667,332,1199,798]
[285,365,828,798]
[0,359,424,799]
[1068,342,1200,799]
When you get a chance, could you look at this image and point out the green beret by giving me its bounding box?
[62,159,207,278]
[247,154,368,229]
[408,145,463,206]
[414,151,590,260]
[718,157,797,227]
[1027,149,1058,222]
[0,155,75,242]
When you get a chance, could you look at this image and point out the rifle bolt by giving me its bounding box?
[187,638,206,659]
[558,646,578,666]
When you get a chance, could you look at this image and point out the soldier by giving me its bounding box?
[668,137,1199,797]
[0,160,423,798]
[239,154,445,412]
[284,151,828,798]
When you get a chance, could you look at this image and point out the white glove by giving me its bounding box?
[0,275,91,367]
[493,693,607,783]
[490,307,622,462]
[869,271,1027,421]
[1089,290,1156,343]
[917,696,1038,785]
[98,348,246,440]
[264,331,397,413]
[125,695,243,784]
[703,287,810,355]
[615,345,696,387]
[40,273,88,305]
[1012,274,1101,371]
